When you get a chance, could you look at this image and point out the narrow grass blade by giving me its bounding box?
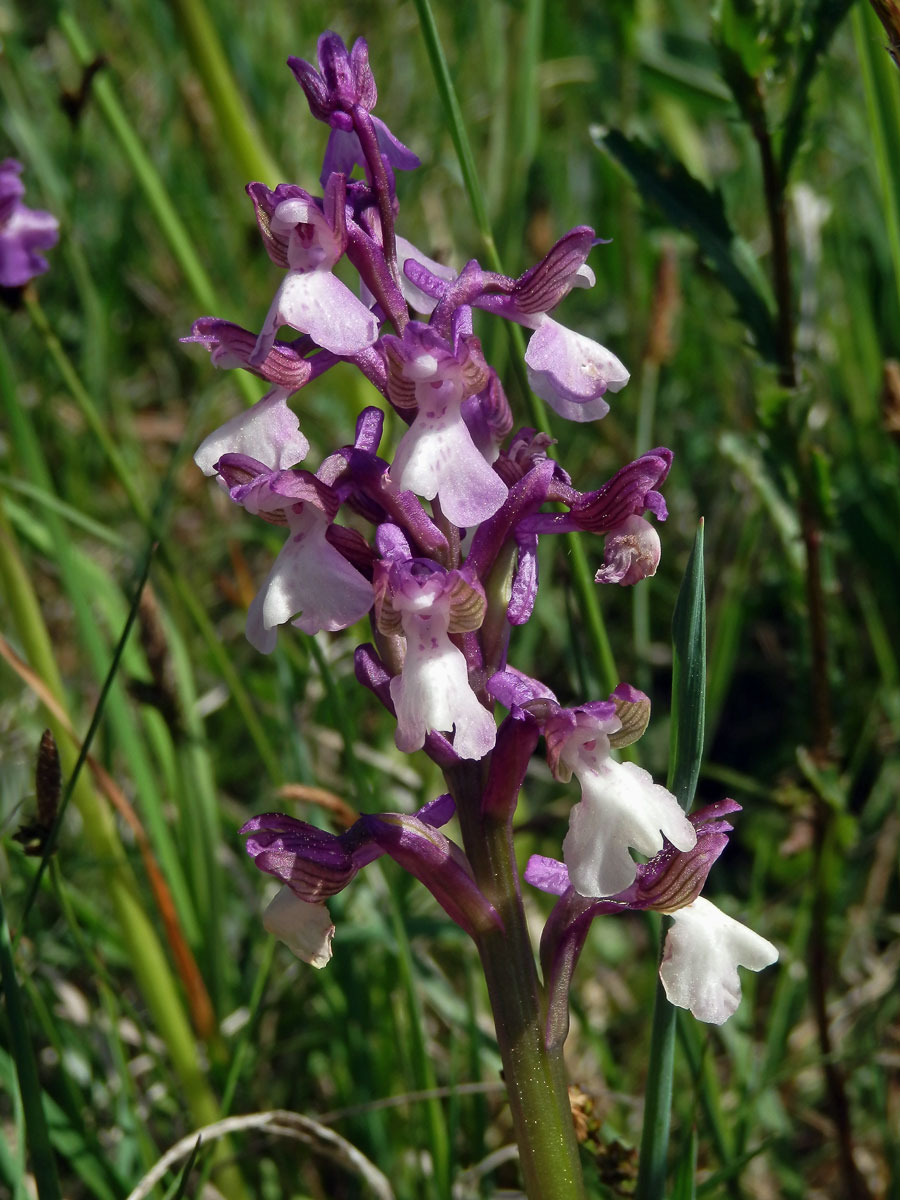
[167,0,281,184]
[671,1126,698,1200]
[0,887,63,1200]
[636,519,706,1200]
[854,2,900,317]
[668,519,707,810]
[409,0,495,261]
[57,10,257,406]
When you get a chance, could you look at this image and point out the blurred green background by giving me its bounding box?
[1,0,899,1196]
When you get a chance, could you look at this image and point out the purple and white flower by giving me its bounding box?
[383,322,508,527]
[248,174,379,361]
[374,557,496,759]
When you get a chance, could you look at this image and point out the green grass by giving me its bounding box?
[2,1,899,1196]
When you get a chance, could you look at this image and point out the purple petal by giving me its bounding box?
[513,226,596,314]
[360,812,502,938]
[0,159,58,288]
[524,855,572,896]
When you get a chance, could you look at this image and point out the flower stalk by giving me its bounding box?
[448,760,587,1199]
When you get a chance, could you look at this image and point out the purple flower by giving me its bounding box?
[467,227,630,421]
[527,800,779,1026]
[382,323,508,527]
[247,174,378,360]
[519,448,672,588]
[544,704,696,897]
[242,794,502,965]
[217,460,374,652]
[0,159,58,288]
[374,557,496,760]
[288,33,378,125]
[287,33,419,188]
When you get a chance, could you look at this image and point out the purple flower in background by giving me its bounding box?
[0,159,58,288]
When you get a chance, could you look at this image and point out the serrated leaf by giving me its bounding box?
[591,126,777,360]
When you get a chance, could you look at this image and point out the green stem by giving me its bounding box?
[166,0,282,185]
[57,9,257,407]
[448,762,586,1200]
[566,532,619,695]
[0,501,244,1190]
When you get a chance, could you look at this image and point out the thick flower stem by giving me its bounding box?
[447,762,586,1200]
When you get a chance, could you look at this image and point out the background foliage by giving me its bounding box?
[1,0,899,1196]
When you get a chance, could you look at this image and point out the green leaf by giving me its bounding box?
[669,519,707,810]
[780,0,857,178]
[590,127,777,361]
[671,1126,698,1200]
[0,890,63,1200]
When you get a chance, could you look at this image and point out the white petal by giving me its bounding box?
[390,609,496,760]
[391,383,507,526]
[254,269,378,361]
[659,897,779,1024]
[263,886,334,968]
[246,508,372,652]
[524,316,629,422]
[563,759,696,897]
[194,388,309,475]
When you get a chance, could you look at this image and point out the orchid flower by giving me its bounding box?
[248,174,379,361]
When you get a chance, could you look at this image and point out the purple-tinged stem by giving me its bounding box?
[446,760,586,1200]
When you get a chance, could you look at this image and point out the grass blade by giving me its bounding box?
[636,519,706,1200]
[0,886,63,1200]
